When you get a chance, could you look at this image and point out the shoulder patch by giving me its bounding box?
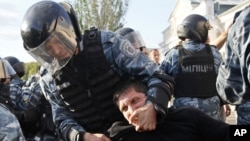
[121,40,137,58]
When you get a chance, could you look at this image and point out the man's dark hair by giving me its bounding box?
[113,79,147,106]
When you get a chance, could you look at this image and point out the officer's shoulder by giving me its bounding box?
[208,44,220,52]
[164,45,180,56]
[98,29,115,35]
[98,30,117,41]
[208,44,217,49]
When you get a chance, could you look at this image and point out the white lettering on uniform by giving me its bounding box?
[182,64,213,72]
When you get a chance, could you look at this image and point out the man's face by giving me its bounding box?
[44,35,73,60]
[152,51,160,63]
[117,88,147,121]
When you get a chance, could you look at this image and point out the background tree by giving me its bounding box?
[22,62,40,80]
[72,0,130,31]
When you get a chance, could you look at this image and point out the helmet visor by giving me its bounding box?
[124,31,146,49]
[27,31,76,74]
[0,59,16,81]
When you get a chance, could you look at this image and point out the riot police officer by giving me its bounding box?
[4,56,25,109]
[4,56,25,78]
[4,56,42,140]
[160,14,223,120]
[0,57,25,140]
[216,6,250,125]
[20,1,174,141]
[22,73,58,141]
[115,27,149,55]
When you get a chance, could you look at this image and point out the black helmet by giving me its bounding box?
[4,56,25,78]
[177,14,212,43]
[115,27,146,49]
[20,1,81,73]
[21,1,81,49]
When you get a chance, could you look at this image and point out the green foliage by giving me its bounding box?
[22,62,40,81]
[72,0,130,32]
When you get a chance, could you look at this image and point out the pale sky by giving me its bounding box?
[0,0,176,62]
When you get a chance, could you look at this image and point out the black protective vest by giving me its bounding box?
[174,45,217,98]
[54,28,124,133]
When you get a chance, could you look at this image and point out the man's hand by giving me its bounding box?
[129,102,157,132]
[83,132,111,141]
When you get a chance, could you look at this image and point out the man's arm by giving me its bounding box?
[210,22,233,50]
